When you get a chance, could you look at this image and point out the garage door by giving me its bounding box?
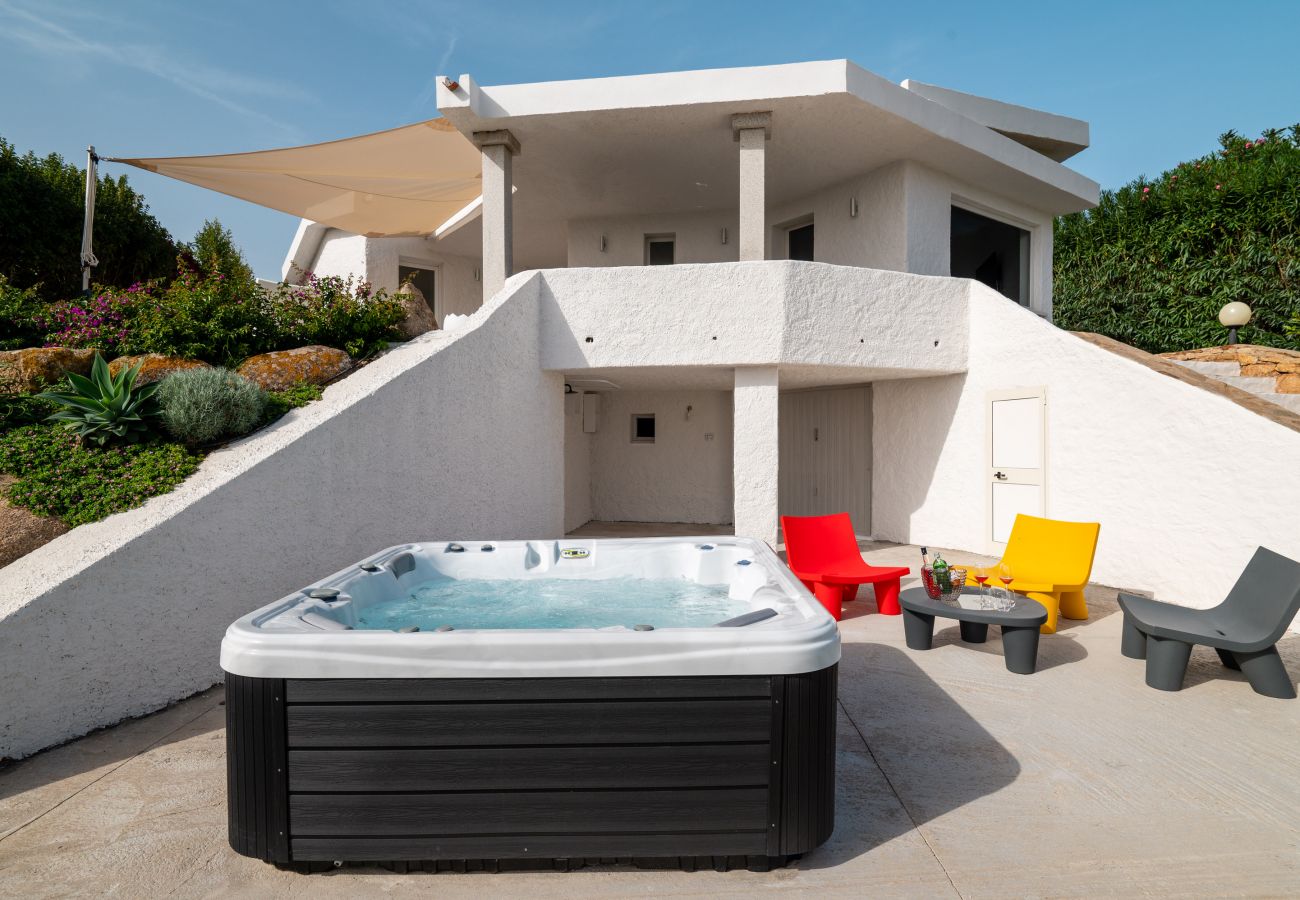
[778,385,872,534]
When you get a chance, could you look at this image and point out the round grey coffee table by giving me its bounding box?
[899,586,1048,675]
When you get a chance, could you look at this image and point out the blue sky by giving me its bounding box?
[2,0,1297,279]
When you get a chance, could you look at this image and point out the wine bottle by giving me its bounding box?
[932,553,950,592]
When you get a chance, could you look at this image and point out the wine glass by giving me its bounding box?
[997,562,1014,607]
[973,566,990,599]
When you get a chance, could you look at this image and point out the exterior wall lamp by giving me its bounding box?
[849,196,858,218]
[1218,301,1251,345]
[600,234,607,252]
[720,227,728,245]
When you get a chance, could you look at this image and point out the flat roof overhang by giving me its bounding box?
[434,60,1099,269]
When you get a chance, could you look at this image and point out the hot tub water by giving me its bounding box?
[355,575,750,631]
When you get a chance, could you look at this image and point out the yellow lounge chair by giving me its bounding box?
[969,514,1101,634]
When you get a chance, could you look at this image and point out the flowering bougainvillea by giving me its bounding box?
[1054,126,1300,352]
[40,285,144,355]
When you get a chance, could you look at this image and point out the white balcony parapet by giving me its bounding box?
[538,260,969,378]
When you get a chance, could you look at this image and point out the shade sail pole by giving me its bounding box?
[80,146,99,295]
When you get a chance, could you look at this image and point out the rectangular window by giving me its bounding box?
[950,206,1031,306]
[787,223,814,261]
[630,413,656,443]
[645,235,675,266]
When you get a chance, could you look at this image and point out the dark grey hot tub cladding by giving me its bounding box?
[388,553,416,577]
[225,665,836,872]
[716,608,778,627]
[307,588,340,601]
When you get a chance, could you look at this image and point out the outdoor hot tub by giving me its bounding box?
[221,536,840,873]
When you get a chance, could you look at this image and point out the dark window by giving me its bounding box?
[631,414,656,443]
[788,223,814,261]
[646,237,675,266]
[950,207,1030,306]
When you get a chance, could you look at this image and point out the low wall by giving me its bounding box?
[873,282,1300,616]
[0,273,563,759]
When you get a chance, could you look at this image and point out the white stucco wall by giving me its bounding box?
[0,273,562,760]
[567,210,740,268]
[538,262,969,376]
[564,392,593,531]
[589,390,733,524]
[307,229,483,319]
[766,162,909,270]
[873,282,1300,614]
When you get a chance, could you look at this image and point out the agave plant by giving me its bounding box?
[37,353,162,446]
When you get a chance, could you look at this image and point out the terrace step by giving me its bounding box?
[1170,360,1240,378]
[1168,359,1300,416]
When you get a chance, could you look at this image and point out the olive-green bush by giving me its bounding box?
[1054,127,1300,353]
[156,368,266,446]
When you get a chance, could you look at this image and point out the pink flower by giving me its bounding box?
[1142,186,1150,193]
[1246,141,1253,149]
[1215,184,1222,190]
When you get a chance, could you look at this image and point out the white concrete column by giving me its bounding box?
[473,129,520,301]
[732,112,771,262]
[733,365,780,546]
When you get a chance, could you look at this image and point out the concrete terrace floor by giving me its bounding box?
[2,534,1300,898]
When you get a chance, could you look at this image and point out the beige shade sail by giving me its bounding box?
[108,119,482,238]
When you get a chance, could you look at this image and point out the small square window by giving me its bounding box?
[645,235,675,266]
[631,414,656,443]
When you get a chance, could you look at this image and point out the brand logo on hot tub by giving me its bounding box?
[561,548,590,559]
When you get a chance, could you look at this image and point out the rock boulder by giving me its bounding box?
[236,346,352,392]
[0,347,96,395]
[107,354,211,385]
[395,283,438,339]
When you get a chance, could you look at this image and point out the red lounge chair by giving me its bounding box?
[781,512,910,620]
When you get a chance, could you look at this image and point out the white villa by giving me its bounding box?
[3,60,1299,760]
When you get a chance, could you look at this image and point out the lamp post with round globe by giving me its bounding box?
[1219,302,1252,345]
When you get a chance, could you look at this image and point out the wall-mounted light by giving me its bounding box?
[849,196,858,218]
[443,77,460,91]
[685,404,693,421]
[473,267,480,282]
[600,234,607,252]
[1219,301,1252,344]
[720,227,728,245]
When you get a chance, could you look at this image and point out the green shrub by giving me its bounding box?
[37,353,161,446]
[0,274,45,350]
[268,274,404,358]
[0,137,177,303]
[0,425,202,526]
[261,381,323,422]
[123,262,276,366]
[157,368,266,446]
[1054,126,1300,352]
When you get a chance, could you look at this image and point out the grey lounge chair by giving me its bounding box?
[1118,547,1300,698]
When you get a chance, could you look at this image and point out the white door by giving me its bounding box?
[779,386,872,533]
[987,388,1045,552]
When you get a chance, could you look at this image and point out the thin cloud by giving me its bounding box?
[410,32,459,115]
[0,0,313,139]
